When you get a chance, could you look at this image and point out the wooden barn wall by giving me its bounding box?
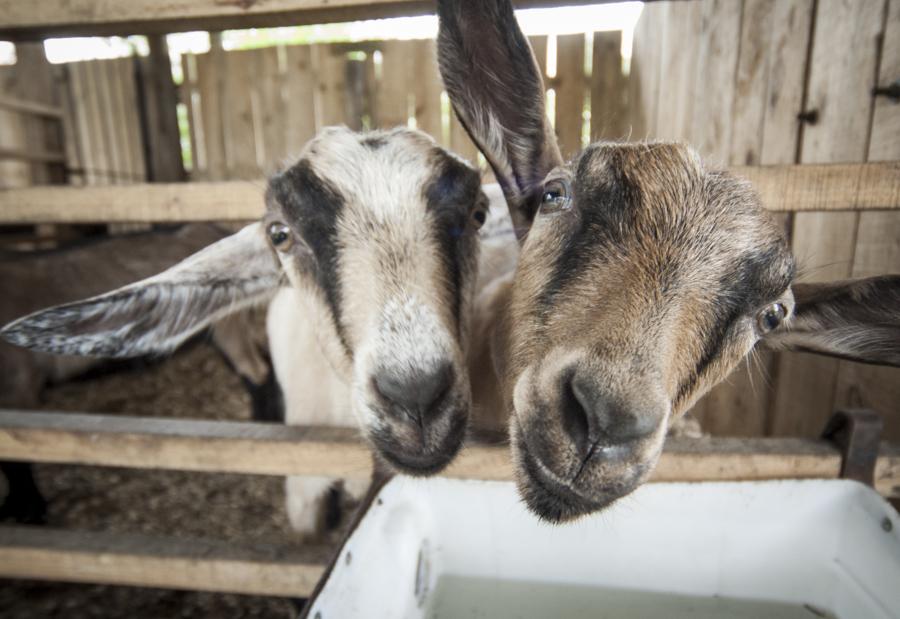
[631,0,900,440]
[180,33,628,180]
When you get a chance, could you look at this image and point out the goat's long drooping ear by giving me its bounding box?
[762,275,900,367]
[436,0,563,236]
[1,223,282,358]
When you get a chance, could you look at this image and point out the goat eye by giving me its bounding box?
[540,179,571,212]
[267,222,293,251]
[472,208,488,229]
[757,302,787,333]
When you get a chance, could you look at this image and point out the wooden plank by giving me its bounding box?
[84,58,113,185]
[554,33,586,158]
[0,526,327,597]
[653,1,700,142]
[374,39,409,129]
[410,39,442,140]
[56,64,86,186]
[0,0,624,40]
[283,44,318,156]
[99,59,126,184]
[690,0,743,161]
[0,96,62,118]
[833,0,900,442]
[120,57,147,182]
[730,162,900,212]
[0,147,66,164]
[771,0,886,437]
[759,0,814,167]
[9,43,64,185]
[195,43,228,181]
[1,411,898,496]
[66,61,98,185]
[0,162,896,223]
[256,45,288,169]
[590,30,627,141]
[222,48,262,179]
[0,67,27,188]
[313,44,349,128]
[627,1,665,138]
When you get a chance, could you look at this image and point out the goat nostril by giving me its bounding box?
[564,373,660,448]
[561,374,592,452]
[372,363,454,419]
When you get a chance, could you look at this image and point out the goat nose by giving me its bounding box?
[563,373,661,451]
[373,363,454,419]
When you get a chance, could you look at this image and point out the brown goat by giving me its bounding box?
[438,0,900,523]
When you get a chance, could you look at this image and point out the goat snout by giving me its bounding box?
[563,371,664,456]
[365,360,468,476]
[371,362,454,423]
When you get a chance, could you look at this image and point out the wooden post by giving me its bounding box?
[139,34,185,182]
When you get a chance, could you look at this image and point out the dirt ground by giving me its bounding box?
[0,341,345,619]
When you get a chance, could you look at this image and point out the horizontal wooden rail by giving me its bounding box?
[1,410,898,497]
[0,525,328,597]
[0,0,609,40]
[1,162,897,224]
[0,147,67,165]
[0,96,64,118]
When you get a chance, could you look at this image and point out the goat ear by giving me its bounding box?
[0,223,282,358]
[436,0,563,237]
[761,275,900,367]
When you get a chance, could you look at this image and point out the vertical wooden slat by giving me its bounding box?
[832,0,900,441]
[68,62,98,186]
[180,53,200,177]
[313,44,348,128]
[197,39,227,180]
[627,2,665,138]
[554,33,586,158]
[690,0,743,162]
[590,30,627,141]
[57,64,85,186]
[283,44,317,156]
[410,39,442,140]
[0,67,30,189]
[770,0,886,437]
[222,49,258,180]
[86,59,113,185]
[102,59,127,184]
[257,46,287,169]
[653,2,700,142]
[375,40,409,129]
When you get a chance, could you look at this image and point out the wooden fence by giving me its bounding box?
[1,0,900,601]
[631,0,900,443]
[178,32,630,180]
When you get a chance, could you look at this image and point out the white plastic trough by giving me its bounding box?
[305,479,900,619]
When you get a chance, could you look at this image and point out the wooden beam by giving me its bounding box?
[0,146,67,164]
[0,96,63,119]
[1,410,897,497]
[732,162,900,214]
[0,0,609,41]
[0,525,327,597]
[0,162,896,224]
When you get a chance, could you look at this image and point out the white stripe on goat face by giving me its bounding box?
[265,126,487,475]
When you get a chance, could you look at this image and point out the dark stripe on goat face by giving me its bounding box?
[267,160,352,356]
[674,244,794,406]
[535,150,638,323]
[424,151,483,335]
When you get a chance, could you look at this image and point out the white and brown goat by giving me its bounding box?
[1,127,513,535]
[437,0,900,523]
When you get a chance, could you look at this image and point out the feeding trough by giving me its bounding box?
[304,478,900,619]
